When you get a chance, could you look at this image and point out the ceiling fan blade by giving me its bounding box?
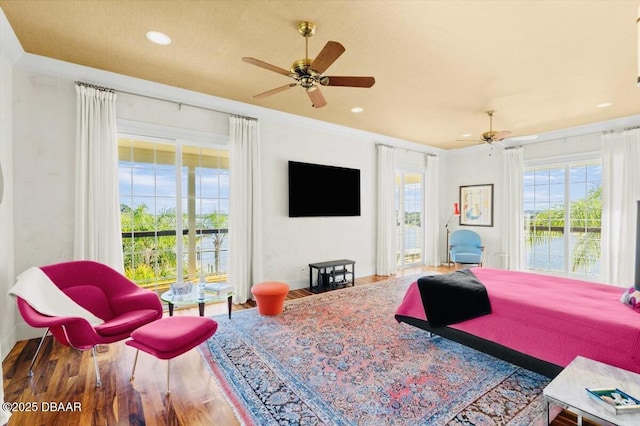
[321,76,375,88]
[310,41,345,74]
[306,87,327,108]
[242,57,291,76]
[254,83,297,99]
[493,130,512,141]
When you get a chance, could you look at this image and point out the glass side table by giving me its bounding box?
[160,283,234,318]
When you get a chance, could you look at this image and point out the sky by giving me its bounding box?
[523,162,601,213]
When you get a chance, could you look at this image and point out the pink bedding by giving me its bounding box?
[395,268,640,373]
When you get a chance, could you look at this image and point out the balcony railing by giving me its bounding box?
[525,225,601,234]
[122,228,228,238]
[121,228,229,294]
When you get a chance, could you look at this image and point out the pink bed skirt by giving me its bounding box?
[396,268,640,373]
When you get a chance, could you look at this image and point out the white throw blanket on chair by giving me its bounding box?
[8,267,104,325]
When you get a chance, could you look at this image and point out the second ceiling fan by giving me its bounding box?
[242,21,375,108]
[478,110,512,144]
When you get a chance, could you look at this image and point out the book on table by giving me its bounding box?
[586,388,640,414]
[203,282,234,295]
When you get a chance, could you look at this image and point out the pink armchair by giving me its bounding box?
[16,260,162,387]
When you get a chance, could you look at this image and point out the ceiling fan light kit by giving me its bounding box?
[242,21,375,108]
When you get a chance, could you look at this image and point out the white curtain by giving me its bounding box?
[376,145,396,275]
[501,147,524,270]
[228,116,262,303]
[0,345,9,425]
[423,155,440,266]
[74,83,123,271]
[601,129,640,287]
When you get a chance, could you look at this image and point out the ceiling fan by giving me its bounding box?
[242,21,375,108]
[477,110,512,144]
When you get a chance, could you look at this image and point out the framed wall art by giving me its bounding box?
[459,184,493,227]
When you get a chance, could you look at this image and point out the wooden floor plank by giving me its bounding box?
[2,266,583,425]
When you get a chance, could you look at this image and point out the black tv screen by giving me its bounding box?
[288,161,361,217]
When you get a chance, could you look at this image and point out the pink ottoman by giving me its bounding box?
[126,316,217,396]
[251,281,290,315]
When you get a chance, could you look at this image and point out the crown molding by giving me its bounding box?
[0,7,23,64]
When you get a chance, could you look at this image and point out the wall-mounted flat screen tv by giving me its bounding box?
[288,161,361,217]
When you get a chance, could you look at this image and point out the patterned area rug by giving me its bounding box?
[200,275,550,425]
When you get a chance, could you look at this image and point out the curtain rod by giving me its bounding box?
[113,87,256,119]
[506,123,640,149]
[231,114,257,121]
[75,81,115,93]
[375,143,437,157]
[512,124,635,145]
[532,123,640,141]
[115,88,228,115]
[602,125,640,135]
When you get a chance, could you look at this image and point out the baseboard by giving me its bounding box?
[0,329,16,361]
[15,322,45,343]
[286,278,308,291]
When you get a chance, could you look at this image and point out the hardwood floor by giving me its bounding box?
[2,266,590,425]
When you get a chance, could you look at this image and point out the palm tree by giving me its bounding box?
[121,203,178,284]
[568,185,601,272]
[526,184,601,273]
[203,212,228,275]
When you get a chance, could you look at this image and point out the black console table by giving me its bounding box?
[308,259,355,293]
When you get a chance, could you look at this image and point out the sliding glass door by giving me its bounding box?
[523,160,601,278]
[118,136,229,294]
[395,171,424,268]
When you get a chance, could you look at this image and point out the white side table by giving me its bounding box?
[543,356,640,426]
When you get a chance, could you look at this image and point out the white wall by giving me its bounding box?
[1,13,17,420]
[117,92,229,140]
[524,132,601,161]
[442,146,503,267]
[12,72,76,273]
[11,71,76,340]
[261,120,377,288]
[0,38,16,361]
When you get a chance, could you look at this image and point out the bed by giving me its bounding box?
[395,268,640,378]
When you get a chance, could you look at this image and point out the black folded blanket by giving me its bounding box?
[417,269,492,327]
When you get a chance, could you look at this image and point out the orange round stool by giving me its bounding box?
[251,281,289,315]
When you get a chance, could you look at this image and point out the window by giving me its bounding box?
[118,137,229,294]
[395,171,423,267]
[523,159,601,278]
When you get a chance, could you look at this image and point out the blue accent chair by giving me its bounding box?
[449,229,484,267]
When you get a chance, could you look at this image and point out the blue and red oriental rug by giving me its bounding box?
[200,274,550,425]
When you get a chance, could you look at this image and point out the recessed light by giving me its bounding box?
[351,107,364,113]
[596,102,612,108]
[146,31,171,46]
[461,133,472,138]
